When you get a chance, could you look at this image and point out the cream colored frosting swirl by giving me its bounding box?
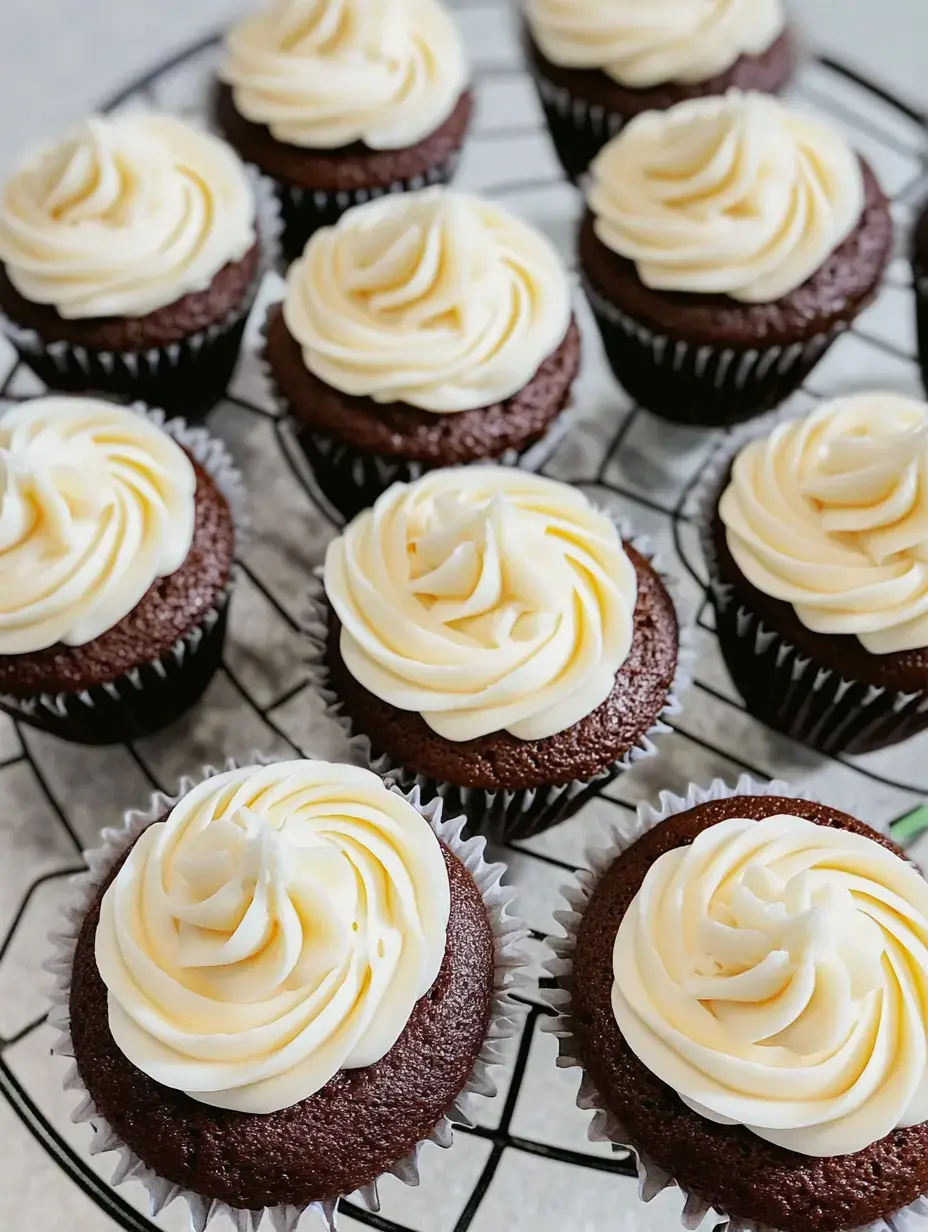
[0,398,196,655]
[0,114,255,319]
[220,0,468,151]
[612,812,928,1157]
[95,760,450,1115]
[284,188,572,413]
[588,91,864,303]
[324,467,637,741]
[526,0,784,87]
[720,393,928,655]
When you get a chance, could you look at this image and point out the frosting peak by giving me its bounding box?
[94,761,451,1114]
[0,114,256,319]
[720,393,928,654]
[283,189,572,413]
[588,91,864,303]
[324,467,637,741]
[612,812,928,1157]
[220,0,468,151]
[526,0,785,88]
[0,398,196,654]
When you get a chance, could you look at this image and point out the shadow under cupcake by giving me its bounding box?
[0,396,244,744]
[0,114,266,420]
[522,0,795,182]
[312,466,689,840]
[580,90,893,428]
[214,0,473,263]
[264,187,580,522]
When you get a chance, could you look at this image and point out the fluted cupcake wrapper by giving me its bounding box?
[0,170,280,421]
[0,402,248,745]
[305,520,695,840]
[694,414,928,754]
[541,774,928,1232]
[44,753,529,1232]
[272,150,463,265]
[582,274,842,428]
[525,66,625,184]
[259,315,576,523]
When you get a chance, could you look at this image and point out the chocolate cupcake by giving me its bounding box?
[48,759,524,1227]
[215,0,472,263]
[265,188,579,521]
[0,115,264,419]
[0,396,243,744]
[523,0,794,182]
[549,777,928,1232]
[313,467,688,840]
[914,201,928,397]
[699,392,928,756]
[580,91,893,428]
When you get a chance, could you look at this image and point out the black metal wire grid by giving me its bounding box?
[1,5,928,1231]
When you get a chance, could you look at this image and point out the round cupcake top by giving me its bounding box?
[324,467,637,741]
[611,807,928,1157]
[525,0,784,88]
[587,90,864,303]
[283,188,572,414]
[720,393,928,655]
[220,0,468,151]
[0,397,197,655]
[94,760,451,1114]
[0,114,256,320]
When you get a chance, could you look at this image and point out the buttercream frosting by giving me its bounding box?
[283,188,572,413]
[324,467,637,741]
[588,90,864,303]
[612,811,928,1157]
[525,0,785,88]
[0,114,256,320]
[720,393,928,655]
[220,0,468,151]
[0,397,196,655]
[95,760,451,1114]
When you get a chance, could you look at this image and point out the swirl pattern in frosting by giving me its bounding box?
[94,760,451,1114]
[525,0,784,88]
[0,397,196,655]
[588,90,864,303]
[0,114,256,319]
[611,811,928,1157]
[720,393,928,655]
[284,188,572,413]
[324,467,637,741]
[220,0,468,151]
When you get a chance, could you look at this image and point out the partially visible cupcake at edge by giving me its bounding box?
[701,390,928,755]
[0,114,260,418]
[550,779,928,1232]
[580,90,893,427]
[215,0,472,261]
[265,187,579,520]
[56,759,521,1222]
[317,466,684,839]
[912,197,928,397]
[0,396,241,743]
[523,0,794,181]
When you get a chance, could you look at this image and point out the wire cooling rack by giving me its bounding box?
[2,5,928,1232]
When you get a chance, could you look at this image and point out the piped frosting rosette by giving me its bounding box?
[546,777,928,1232]
[525,0,785,88]
[46,755,525,1232]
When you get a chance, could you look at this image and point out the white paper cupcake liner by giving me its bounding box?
[307,520,695,839]
[544,774,928,1232]
[582,273,841,427]
[693,415,928,754]
[0,169,280,419]
[45,753,528,1232]
[0,401,248,744]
